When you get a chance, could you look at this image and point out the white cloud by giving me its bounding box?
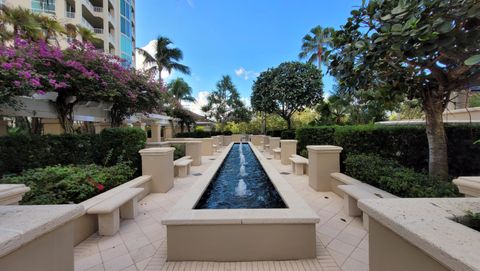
[240,97,251,108]
[234,67,259,80]
[182,91,210,115]
[135,40,173,80]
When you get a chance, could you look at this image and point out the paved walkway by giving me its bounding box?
[74,145,369,271]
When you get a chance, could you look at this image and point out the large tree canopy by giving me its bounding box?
[328,0,480,180]
[251,61,323,129]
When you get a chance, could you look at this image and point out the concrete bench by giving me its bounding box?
[174,157,193,177]
[338,184,397,230]
[272,148,281,160]
[289,155,308,175]
[87,187,144,236]
[330,172,363,196]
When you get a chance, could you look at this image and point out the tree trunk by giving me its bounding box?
[423,96,449,180]
[261,112,266,135]
[286,117,292,130]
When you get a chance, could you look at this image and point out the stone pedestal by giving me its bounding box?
[263,136,270,150]
[150,123,162,142]
[280,140,297,165]
[93,122,110,134]
[251,135,263,146]
[164,126,173,139]
[185,141,202,166]
[0,184,30,205]
[0,120,8,136]
[232,134,242,142]
[139,147,175,193]
[223,135,232,146]
[307,145,343,191]
[41,118,64,135]
[201,138,214,156]
[453,177,480,197]
[269,137,280,155]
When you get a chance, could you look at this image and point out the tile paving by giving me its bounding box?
[74,145,369,271]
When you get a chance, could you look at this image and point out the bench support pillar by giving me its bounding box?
[273,151,281,160]
[120,198,138,219]
[293,163,304,175]
[344,194,362,217]
[98,209,120,236]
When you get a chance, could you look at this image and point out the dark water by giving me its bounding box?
[195,143,287,209]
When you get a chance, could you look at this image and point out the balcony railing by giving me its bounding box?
[81,18,104,34]
[65,11,75,18]
[108,12,114,22]
[82,0,103,13]
[109,33,115,43]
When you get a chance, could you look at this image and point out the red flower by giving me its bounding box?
[96,184,105,191]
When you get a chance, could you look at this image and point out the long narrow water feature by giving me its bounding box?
[195,142,286,209]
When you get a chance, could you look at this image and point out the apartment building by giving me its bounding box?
[2,0,136,67]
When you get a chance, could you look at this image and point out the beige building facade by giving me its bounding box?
[2,0,136,67]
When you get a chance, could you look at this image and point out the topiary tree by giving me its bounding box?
[251,61,323,129]
[328,0,480,180]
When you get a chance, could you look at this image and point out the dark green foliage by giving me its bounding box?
[1,163,134,204]
[97,128,146,170]
[0,128,146,176]
[0,133,97,176]
[172,144,186,160]
[296,125,480,176]
[344,154,459,198]
[455,211,480,232]
[266,130,284,137]
[223,130,233,135]
[176,131,223,138]
[296,126,336,152]
[280,130,296,139]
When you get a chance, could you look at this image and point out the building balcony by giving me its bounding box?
[65,11,75,18]
[81,17,104,34]
[82,0,103,14]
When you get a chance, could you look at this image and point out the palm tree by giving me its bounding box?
[36,14,65,46]
[1,6,42,40]
[299,26,335,71]
[75,25,102,44]
[137,36,190,81]
[167,78,195,105]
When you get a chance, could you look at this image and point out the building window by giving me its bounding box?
[31,0,56,14]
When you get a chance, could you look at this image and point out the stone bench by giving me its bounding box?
[272,148,281,160]
[289,155,308,175]
[0,184,31,205]
[330,172,363,196]
[174,157,193,177]
[338,184,397,230]
[87,187,144,236]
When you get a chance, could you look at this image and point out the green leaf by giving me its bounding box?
[355,41,366,49]
[374,36,386,43]
[391,24,403,32]
[437,21,455,34]
[381,14,392,21]
[464,55,480,66]
[392,5,407,15]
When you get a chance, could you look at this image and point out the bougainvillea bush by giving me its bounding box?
[0,37,166,133]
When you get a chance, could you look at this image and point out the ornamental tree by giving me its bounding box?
[201,75,247,131]
[328,0,480,180]
[251,62,323,129]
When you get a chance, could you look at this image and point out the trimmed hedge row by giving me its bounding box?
[344,154,459,197]
[0,127,146,177]
[175,131,226,138]
[296,124,480,177]
[1,163,135,204]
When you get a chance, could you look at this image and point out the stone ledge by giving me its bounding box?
[359,198,480,271]
[0,205,84,257]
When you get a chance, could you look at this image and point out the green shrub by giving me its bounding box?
[280,129,296,139]
[266,130,284,137]
[0,127,147,177]
[176,131,222,138]
[97,128,146,169]
[295,124,480,176]
[1,163,135,204]
[344,154,459,198]
[172,144,186,160]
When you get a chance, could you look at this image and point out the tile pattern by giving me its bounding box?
[74,146,369,271]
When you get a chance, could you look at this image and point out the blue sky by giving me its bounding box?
[135,0,361,110]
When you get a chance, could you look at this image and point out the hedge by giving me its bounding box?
[344,154,459,198]
[1,163,135,204]
[296,124,480,177]
[175,131,223,138]
[0,127,146,177]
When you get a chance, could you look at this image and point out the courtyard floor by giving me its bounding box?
[74,145,369,271]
